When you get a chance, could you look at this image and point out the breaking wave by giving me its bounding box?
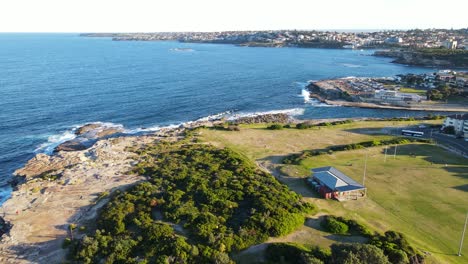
[34,122,124,154]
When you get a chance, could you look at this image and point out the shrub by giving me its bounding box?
[442,125,455,134]
[322,216,349,234]
[74,143,314,263]
[265,243,328,264]
[296,122,314,129]
[62,238,72,249]
[330,243,390,264]
[267,124,284,130]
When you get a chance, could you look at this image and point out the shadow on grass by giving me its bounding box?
[257,155,321,199]
[323,234,369,244]
[452,184,468,192]
[304,216,369,244]
[344,127,390,136]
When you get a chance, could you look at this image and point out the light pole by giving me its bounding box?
[363,150,368,186]
[393,144,398,159]
[459,211,468,256]
[384,146,388,162]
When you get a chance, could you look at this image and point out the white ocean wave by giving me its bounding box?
[307,98,340,107]
[226,108,305,120]
[34,122,124,154]
[341,63,364,68]
[301,88,311,103]
[34,129,78,154]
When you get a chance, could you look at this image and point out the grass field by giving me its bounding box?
[198,120,468,264]
[399,87,428,95]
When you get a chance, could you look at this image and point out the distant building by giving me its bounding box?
[442,39,458,49]
[374,90,424,104]
[443,114,468,138]
[385,37,403,44]
[308,167,366,201]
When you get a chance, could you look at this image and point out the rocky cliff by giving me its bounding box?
[374,49,468,68]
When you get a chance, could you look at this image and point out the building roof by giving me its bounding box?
[447,114,468,120]
[311,166,366,192]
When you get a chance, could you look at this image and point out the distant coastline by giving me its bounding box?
[81,29,468,67]
[306,77,468,112]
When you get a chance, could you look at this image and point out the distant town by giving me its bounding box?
[82,28,468,49]
[82,29,468,67]
[307,70,468,112]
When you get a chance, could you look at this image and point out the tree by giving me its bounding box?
[442,125,455,134]
[330,243,390,264]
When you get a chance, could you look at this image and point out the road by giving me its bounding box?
[384,126,468,157]
[425,129,468,157]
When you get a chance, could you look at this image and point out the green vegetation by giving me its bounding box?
[329,243,390,264]
[198,120,467,263]
[267,124,284,130]
[370,231,424,264]
[427,85,462,100]
[321,216,372,237]
[321,216,349,234]
[442,125,455,134]
[264,242,391,264]
[296,120,353,130]
[299,145,468,264]
[212,124,241,131]
[413,48,468,67]
[321,216,422,263]
[37,170,62,181]
[71,143,313,263]
[398,87,426,95]
[265,243,328,264]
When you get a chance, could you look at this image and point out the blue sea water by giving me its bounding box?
[0,33,451,203]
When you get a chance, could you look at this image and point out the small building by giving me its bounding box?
[374,89,424,104]
[442,39,458,50]
[308,166,366,201]
[385,37,403,44]
[443,114,468,138]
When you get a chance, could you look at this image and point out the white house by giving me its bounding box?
[374,89,424,103]
[443,114,468,138]
[442,39,458,50]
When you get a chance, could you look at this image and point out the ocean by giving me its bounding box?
[0,33,447,203]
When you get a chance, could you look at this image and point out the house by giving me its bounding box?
[443,114,468,138]
[442,39,458,49]
[374,89,424,104]
[308,166,366,201]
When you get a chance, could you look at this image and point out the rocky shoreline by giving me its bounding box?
[307,81,468,112]
[0,114,294,263]
[373,49,468,68]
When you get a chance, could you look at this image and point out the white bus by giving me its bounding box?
[401,130,424,137]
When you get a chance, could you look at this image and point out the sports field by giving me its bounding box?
[199,120,468,264]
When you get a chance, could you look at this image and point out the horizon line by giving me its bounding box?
[1,27,467,34]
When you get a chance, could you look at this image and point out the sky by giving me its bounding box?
[0,0,467,32]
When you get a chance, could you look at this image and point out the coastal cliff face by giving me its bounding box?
[0,116,289,263]
[0,134,156,263]
[374,50,468,67]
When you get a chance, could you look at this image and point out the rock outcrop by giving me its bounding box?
[231,113,291,124]
[0,135,154,263]
[14,153,82,179]
[55,123,124,153]
[374,49,468,68]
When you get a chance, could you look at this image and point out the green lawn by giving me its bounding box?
[299,144,468,264]
[399,87,427,95]
[198,120,468,264]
